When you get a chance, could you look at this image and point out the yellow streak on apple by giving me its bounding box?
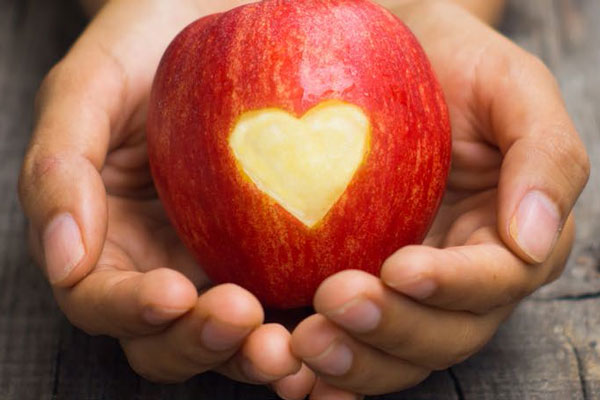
[229,100,371,228]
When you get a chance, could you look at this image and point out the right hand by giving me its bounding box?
[18,0,314,396]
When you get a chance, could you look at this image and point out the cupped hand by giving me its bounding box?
[290,1,590,398]
[18,0,312,391]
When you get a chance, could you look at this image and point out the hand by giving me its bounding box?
[18,0,312,392]
[289,1,590,398]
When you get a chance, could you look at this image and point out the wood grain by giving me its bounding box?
[0,0,599,399]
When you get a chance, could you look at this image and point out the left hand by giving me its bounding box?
[20,0,306,390]
[285,1,590,398]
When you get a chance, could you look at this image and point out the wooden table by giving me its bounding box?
[1,0,599,398]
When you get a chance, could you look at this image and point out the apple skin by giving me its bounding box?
[147,0,451,308]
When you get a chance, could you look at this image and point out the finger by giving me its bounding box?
[309,379,363,400]
[311,270,513,371]
[19,149,108,287]
[381,216,574,313]
[120,284,263,383]
[17,0,203,288]
[272,363,316,400]
[474,42,590,263]
[292,314,430,395]
[104,196,210,288]
[218,323,301,384]
[54,245,197,337]
[18,42,123,287]
[399,3,588,263]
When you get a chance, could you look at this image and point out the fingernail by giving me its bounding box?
[510,190,560,263]
[305,341,353,376]
[42,213,85,284]
[200,319,249,351]
[383,264,436,300]
[326,298,381,333]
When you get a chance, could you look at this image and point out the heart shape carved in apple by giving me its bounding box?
[229,100,371,228]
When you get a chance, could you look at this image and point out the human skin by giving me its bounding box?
[290,1,589,398]
[18,0,589,399]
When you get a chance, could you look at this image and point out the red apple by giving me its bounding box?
[147,0,451,308]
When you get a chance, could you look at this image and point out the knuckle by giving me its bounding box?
[18,152,65,206]
[122,345,171,383]
[503,269,539,304]
[403,369,431,390]
[56,300,103,337]
[580,149,592,181]
[479,45,554,104]
[28,154,64,181]
[179,346,211,370]
[360,367,431,395]
[518,57,590,192]
[127,357,159,382]
[569,140,591,186]
[517,51,558,90]
[537,132,589,195]
[435,326,490,370]
[506,281,534,304]
[377,329,413,356]
[546,260,567,284]
[551,131,589,180]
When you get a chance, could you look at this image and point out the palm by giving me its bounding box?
[423,83,501,249]
[407,5,506,250]
[83,5,221,290]
[98,108,209,288]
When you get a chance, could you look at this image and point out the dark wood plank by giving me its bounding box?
[450,298,600,400]
[0,0,86,399]
[0,0,599,399]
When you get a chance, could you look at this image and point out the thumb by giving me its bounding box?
[18,50,126,287]
[479,49,590,263]
[17,0,206,288]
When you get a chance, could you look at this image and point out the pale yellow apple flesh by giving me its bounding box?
[229,101,371,227]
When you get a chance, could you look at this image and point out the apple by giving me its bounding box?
[147,0,451,308]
